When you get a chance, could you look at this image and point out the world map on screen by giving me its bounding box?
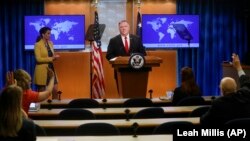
[146,18,193,42]
[24,15,85,50]
[142,14,199,48]
[29,18,78,42]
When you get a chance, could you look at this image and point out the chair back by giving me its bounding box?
[35,124,47,136]
[133,107,165,119]
[177,96,206,106]
[75,123,120,136]
[153,121,194,134]
[225,118,250,128]
[189,106,210,117]
[58,109,96,120]
[123,98,153,107]
[68,98,99,108]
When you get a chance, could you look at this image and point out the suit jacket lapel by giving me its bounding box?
[118,35,126,53]
[129,35,135,52]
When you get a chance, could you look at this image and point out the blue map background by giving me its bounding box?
[142,14,199,48]
[24,15,85,50]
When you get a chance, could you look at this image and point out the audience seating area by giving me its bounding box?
[30,97,219,136]
[29,96,250,138]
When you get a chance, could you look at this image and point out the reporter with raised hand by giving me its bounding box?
[12,68,55,114]
[201,53,250,127]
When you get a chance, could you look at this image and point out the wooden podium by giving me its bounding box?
[109,56,162,98]
[222,63,250,89]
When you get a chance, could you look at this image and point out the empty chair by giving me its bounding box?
[75,123,120,136]
[35,124,47,136]
[225,118,250,128]
[177,96,206,106]
[123,98,153,107]
[58,109,96,120]
[132,107,165,119]
[153,121,194,134]
[68,98,99,108]
[189,106,210,117]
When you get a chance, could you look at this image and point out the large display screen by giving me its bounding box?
[24,15,85,50]
[142,14,199,48]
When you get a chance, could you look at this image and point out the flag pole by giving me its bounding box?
[90,0,99,99]
[90,0,105,99]
[136,0,142,38]
[136,0,141,12]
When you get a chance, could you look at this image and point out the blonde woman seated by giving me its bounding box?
[0,85,36,141]
[12,68,54,114]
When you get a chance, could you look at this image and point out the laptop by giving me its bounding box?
[29,102,40,112]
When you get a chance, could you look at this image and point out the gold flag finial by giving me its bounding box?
[136,0,141,11]
[93,0,99,8]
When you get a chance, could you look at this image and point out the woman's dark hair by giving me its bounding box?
[36,26,51,42]
[180,67,200,96]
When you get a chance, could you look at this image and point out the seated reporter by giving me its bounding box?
[12,68,54,114]
[201,53,250,127]
[0,85,36,141]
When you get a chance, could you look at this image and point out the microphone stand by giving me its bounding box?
[57,91,62,101]
[148,89,153,99]
[102,98,107,109]
[47,99,52,110]
[124,109,130,121]
[132,122,139,137]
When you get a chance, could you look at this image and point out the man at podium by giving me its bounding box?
[106,20,146,60]
[106,20,147,97]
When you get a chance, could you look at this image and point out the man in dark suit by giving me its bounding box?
[106,20,146,61]
[201,53,250,127]
[106,20,146,97]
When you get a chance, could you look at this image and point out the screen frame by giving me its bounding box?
[24,15,86,51]
[141,14,200,49]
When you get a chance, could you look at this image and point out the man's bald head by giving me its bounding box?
[220,77,237,96]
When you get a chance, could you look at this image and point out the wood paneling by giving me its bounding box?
[54,51,176,99]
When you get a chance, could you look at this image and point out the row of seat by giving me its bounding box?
[35,96,210,136]
[36,117,250,136]
[58,107,165,120]
[35,121,195,136]
[66,96,207,108]
[56,105,211,120]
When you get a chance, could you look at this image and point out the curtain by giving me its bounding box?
[0,0,44,87]
[176,0,249,95]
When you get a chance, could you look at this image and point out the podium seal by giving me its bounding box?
[129,53,145,69]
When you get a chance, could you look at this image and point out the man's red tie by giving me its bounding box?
[124,36,129,53]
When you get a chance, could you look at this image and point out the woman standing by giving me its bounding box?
[0,85,36,141]
[34,26,59,99]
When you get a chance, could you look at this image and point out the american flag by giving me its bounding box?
[136,11,142,37]
[91,11,105,98]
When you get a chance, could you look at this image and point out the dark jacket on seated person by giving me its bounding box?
[172,87,202,105]
[0,119,36,141]
[201,75,250,127]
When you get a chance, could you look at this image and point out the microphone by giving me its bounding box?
[132,122,139,137]
[57,91,62,101]
[47,99,52,110]
[124,109,130,121]
[211,96,216,104]
[102,98,107,109]
[148,89,153,99]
